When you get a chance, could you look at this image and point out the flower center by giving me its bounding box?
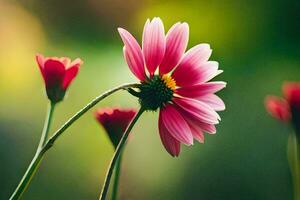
[162,74,176,91]
[137,75,176,111]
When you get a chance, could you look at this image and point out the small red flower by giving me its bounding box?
[94,108,137,148]
[36,54,83,103]
[265,82,300,131]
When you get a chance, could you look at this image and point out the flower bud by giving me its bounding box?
[36,54,83,103]
[95,108,137,148]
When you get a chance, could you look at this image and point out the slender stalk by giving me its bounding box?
[10,102,56,200]
[99,107,145,200]
[38,102,55,149]
[111,151,124,200]
[287,131,300,200]
[9,83,139,200]
[45,83,139,149]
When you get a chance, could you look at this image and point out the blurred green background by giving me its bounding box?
[1,0,300,199]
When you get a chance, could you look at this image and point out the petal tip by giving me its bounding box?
[117,27,124,33]
[36,53,44,62]
[181,22,189,31]
[117,28,127,37]
[77,58,84,65]
[36,53,43,57]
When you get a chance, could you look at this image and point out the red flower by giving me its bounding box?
[36,54,83,103]
[265,82,300,131]
[95,108,137,148]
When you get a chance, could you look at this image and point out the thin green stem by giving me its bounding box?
[287,131,300,200]
[9,83,139,200]
[38,102,55,149]
[111,150,124,200]
[45,83,139,150]
[99,107,145,200]
[9,102,56,200]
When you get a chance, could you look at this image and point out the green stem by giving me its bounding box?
[287,131,300,200]
[9,83,139,200]
[46,83,139,149]
[111,150,124,200]
[99,107,145,200]
[38,102,55,149]
[9,102,56,200]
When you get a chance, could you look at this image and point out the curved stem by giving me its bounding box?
[111,150,124,200]
[10,102,56,200]
[45,83,139,150]
[9,82,139,200]
[99,107,145,200]
[38,102,55,149]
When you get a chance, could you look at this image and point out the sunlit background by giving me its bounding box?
[1,0,300,199]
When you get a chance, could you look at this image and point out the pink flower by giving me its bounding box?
[265,82,300,131]
[95,108,137,148]
[118,17,226,157]
[36,54,83,103]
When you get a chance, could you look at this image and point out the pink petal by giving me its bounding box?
[197,94,225,111]
[118,28,146,81]
[36,53,46,78]
[68,58,82,68]
[186,118,205,143]
[191,128,204,143]
[176,104,217,134]
[159,22,189,75]
[172,44,212,83]
[176,81,227,98]
[174,97,219,124]
[265,95,291,122]
[60,57,71,66]
[142,17,165,76]
[160,104,193,145]
[197,122,216,134]
[173,61,222,87]
[62,66,79,89]
[158,112,181,157]
[43,59,66,88]
[193,61,222,83]
[178,43,212,69]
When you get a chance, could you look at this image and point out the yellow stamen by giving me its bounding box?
[162,74,176,91]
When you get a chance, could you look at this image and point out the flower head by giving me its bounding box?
[265,82,300,132]
[36,54,83,103]
[95,108,137,148]
[118,17,226,156]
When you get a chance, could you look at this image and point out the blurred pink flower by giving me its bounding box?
[265,96,291,122]
[118,17,226,156]
[265,82,300,130]
[283,82,300,111]
[36,54,83,103]
[95,108,137,148]
[265,82,300,121]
